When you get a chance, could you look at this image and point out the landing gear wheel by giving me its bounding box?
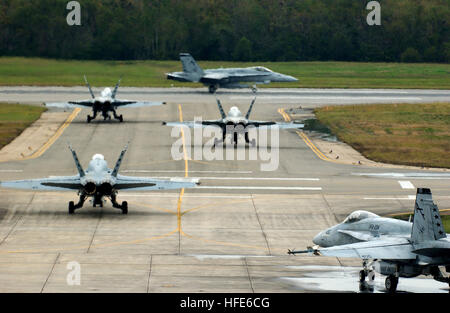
[68,201,75,214]
[233,132,238,145]
[87,115,92,123]
[385,275,398,293]
[119,115,123,122]
[359,270,366,282]
[121,201,128,214]
[208,85,217,94]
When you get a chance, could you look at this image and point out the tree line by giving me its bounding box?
[0,0,448,62]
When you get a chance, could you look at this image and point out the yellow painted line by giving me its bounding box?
[176,188,185,232]
[9,108,81,162]
[177,104,188,233]
[278,107,341,164]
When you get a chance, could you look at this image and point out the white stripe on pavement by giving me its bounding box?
[364,195,416,200]
[145,176,320,181]
[196,186,322,191]
[398,181,415,189]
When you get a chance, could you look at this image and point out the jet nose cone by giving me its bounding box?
[285,75,298,82]
[312,231,324,246]
[275,74,298,82]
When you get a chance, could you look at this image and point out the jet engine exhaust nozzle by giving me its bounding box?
[98,182,113,195]
[83,182,97,195]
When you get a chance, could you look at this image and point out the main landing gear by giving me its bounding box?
[68,194,87,214]
[385,275,399,293]
[208,85,218,94]
[359,261,376,283]
[87,111,123,123]
[214,132,256,147]
[68,193,128,214]
[111,193,128,214]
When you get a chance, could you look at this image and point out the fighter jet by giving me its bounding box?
[288,188,450,292]
[312,210,412,248]
[162,94,304,145]
[167,53,298,93]
[0,145,199,214]
[45,76,165,123]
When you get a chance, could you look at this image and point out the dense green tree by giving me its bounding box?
[0,0,447,63]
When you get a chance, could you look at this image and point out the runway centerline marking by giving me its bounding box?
[398,181,415,189]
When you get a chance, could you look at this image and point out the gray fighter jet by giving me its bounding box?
[0,145,199,214]
[288,188,450,292]
[162,94,304,145]
[312,210,412,248]
[167,53,298,93]
[45,76,165,123]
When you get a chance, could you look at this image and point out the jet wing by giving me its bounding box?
[247,121,304,129]
[163,120,223,129]
[114,175,199,191]
[45,100,94,108]
[112,100,166,108]
[313,238,416,260]
[1,176,82,191]
[201,72,230,83]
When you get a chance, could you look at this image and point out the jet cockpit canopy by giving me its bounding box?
[343,210,379,224]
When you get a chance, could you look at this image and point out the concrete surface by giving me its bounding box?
[0,87,449,293]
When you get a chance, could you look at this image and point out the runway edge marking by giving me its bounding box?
[278,108,339,163]
[1,108,81,163]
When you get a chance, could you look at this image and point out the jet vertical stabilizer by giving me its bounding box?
[411,188,446,244]
[68,145,85,177]
[111,144,128,177]
[180,53,204,76]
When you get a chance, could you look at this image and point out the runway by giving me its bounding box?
[0,87,449,293]
[1,86,450,106]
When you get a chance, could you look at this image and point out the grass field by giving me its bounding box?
[0,103,46,149]
[391,214,450,233]
[0,57,449,89]
[315,102,450,168]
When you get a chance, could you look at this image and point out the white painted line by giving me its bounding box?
[352,172,450,179]
[196,186,322,191]
[122,170,253,174]
[120,194,252,199]
[398,180,415,189]
[144,176,319,181]
[364,195,415,200]
[231,96,422,101]
[255,90,411,94]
